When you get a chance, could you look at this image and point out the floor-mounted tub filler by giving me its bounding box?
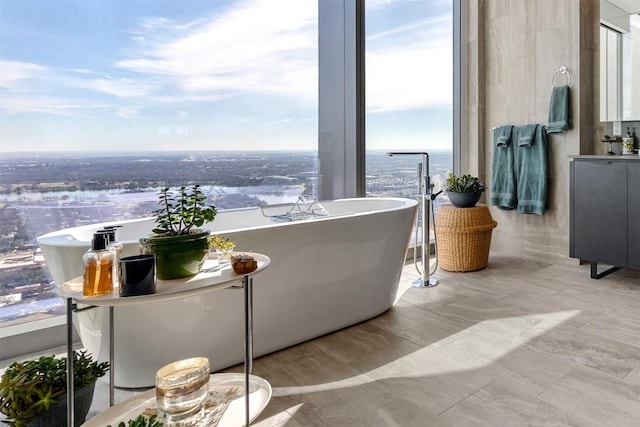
[388,152,441,287]
[38,197,418,387]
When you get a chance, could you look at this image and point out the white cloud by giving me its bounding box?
[0,1,318,119]
[366,43,453,113]
[75,78,158,99]
[116,0,318,106]
[367,16,449,42]
[116,106,141,119]
[0,64,151,116]
[0,61,49,88]
[1,0,452,122]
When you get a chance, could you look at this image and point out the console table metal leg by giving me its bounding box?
[243,275,254,426]
[66,298,74,427]
[109,306,115,407]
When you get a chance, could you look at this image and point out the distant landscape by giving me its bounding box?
[0,150,452,326]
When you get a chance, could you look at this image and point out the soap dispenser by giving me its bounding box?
[83,233,115,297]
[99,227,123,286]
[622,127,633,155]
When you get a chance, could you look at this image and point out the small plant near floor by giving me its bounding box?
[0,350,109,427]
[107,414,163,427]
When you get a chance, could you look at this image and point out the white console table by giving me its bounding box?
[57,253,270,427]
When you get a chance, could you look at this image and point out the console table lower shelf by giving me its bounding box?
[83,373,271,427]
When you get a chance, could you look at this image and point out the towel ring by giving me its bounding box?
[552,66,571,87]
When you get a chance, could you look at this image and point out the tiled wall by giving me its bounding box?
[464,0,598,264]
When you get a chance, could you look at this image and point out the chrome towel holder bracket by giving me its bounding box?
[552,65,571,87]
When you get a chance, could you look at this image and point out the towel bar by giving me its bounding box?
[552,65,571,87]
[491,125,548,132]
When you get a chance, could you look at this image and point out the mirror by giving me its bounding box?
[600,0,640,121]
[621,15,640,120]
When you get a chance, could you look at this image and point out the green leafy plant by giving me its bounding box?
[0,350,109,427]
[152,185,217,236]
[107,414,163,427]
[445,172,485,193]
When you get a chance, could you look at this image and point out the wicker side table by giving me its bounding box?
[435,205,497,272]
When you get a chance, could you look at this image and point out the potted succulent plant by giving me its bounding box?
[139,185,217,280]
[0,350,109,427]
[445,172,485,208]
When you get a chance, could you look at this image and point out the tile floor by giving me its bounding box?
[8,253,640,426]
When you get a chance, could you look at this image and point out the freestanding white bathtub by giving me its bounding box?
[38,197,417,387]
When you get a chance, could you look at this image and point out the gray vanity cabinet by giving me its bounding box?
[629,162,640,270]
[571,159,627,269]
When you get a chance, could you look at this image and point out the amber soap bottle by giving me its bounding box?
[83,233,115,297]
[98,227,123,286]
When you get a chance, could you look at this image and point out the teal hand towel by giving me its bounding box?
[547,85,571,134]
[516,125,548,215]
[490,126,516,210]
[517,124,537,147]
[495,125,512,146]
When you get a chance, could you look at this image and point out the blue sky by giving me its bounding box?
[0,0,452,153]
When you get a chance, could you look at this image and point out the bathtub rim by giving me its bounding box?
[37,197,418,246]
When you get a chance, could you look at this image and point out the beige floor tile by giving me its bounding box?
[452,271,561,299]
[270,383,392,426]
[251,403,294,427]
[304,322,407,365]
[490,344,577,395]
[346,339,425,376]
[622,363,640,386]
[555,286,640,321]
[368,303,474,348]
[432,296,545,338]
[580,311,640,348]
[538,366,640,426]
[264,350,366,388]
[515,324,640,379]
[496,292,602,328]
[346,398,453,427]
[359,370,494,418]
[527,263,593,287]
[398,283,467,311]
[428,274,508,302]
[438,378,595,427]
[433,328,576,395]
[472,270,566,296]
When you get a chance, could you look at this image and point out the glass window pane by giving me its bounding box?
[365,0,453,201]
[0,1,318,329]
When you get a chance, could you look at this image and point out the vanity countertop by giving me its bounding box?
[570,154,640,161]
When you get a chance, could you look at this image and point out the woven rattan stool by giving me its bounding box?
[435,204,497,272]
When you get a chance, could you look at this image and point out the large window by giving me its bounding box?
[365,0,453,201]
[0,0,319,332]
[0,0,458,354]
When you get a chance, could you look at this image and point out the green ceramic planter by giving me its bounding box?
[139,230,210,280]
